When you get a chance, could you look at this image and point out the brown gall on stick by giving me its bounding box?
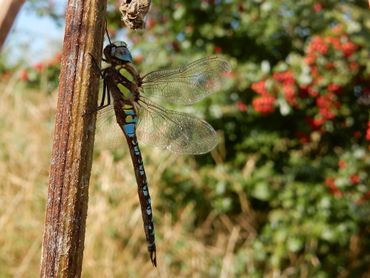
[120,0,151,30]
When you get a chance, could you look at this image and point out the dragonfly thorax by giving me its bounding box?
[104,41,133,64]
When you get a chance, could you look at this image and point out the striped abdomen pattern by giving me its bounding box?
[121,103,157,266]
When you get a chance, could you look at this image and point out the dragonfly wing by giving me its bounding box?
[136,99,218,154]
[141,56,231,105]
[95,106,125,148]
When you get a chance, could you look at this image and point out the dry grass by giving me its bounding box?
[0,77,246,277]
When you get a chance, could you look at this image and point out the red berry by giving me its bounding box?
[214,46,222,54]
[366,127,370,141]
[252,96,276,115]
[236,101,247,112]
[34,62,44,72]
[338,160,346,169]
[314,3,322,12]
[283,84,297,106]
[19,69,29,81]
[350,175,360,185]
[251,80,268,95]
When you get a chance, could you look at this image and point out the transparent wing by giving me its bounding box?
[94,106,125,148]
[136,98,218,154]
[141,56,231,105]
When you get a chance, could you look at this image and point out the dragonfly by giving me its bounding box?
[90,32,230,267]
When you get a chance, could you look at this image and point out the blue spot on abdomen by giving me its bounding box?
[123,123,136,137]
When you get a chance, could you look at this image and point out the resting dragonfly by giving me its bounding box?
[90,34,230,267]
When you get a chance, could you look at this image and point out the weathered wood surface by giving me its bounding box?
[40,0,107,277]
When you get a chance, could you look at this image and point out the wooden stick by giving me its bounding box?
[0,0,25,49]
[40,0,107,277]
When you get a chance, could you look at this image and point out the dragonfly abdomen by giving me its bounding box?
[121,104,137,137]
[119,103,157,266]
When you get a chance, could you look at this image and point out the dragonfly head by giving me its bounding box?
[104,41,133,63]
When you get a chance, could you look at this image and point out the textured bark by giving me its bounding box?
[40,0,107,277]
[0,0,25,49]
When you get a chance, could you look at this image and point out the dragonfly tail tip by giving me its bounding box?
[150,250,157,267]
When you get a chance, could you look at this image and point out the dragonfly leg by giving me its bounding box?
[94,83,111,112]
[83,80,111,116]
[88,53,105,78]
[98,78,108,108]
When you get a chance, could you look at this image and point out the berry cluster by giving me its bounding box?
[251,81,276,114]
[236,27,369,200]
[324,153,368,202]
[244,27,368,143]
[18,52,62,83]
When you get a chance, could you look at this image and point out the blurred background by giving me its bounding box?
[0,0,369,277]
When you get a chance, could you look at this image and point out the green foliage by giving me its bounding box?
[122,0,370,275]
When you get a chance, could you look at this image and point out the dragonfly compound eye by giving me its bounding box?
[113,41,127,47]
[111,45,133,62]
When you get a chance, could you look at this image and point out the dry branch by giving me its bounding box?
[40,0,107,277]
[0,0,25,49]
